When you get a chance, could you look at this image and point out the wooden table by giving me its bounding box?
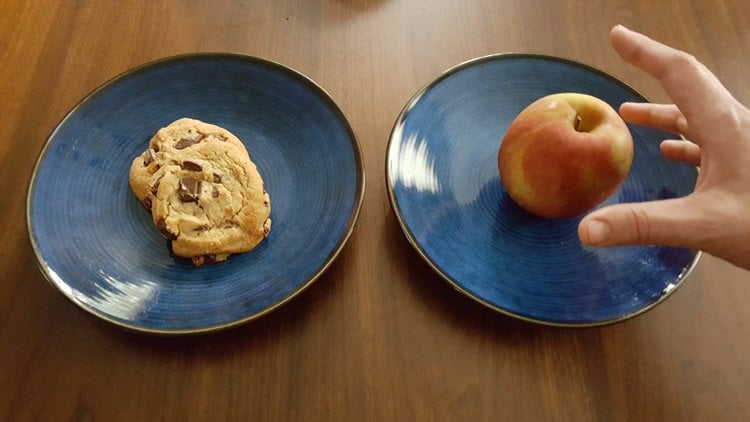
[2,1,749,420]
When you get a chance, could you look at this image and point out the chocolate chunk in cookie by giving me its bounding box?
[181,160,202,172]
[174,134,205,150]
[178,178,202,203]
[156,218,177,240]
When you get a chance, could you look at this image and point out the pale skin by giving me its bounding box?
[578,25,750,270]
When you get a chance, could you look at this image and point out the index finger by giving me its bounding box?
[610,25,738,134]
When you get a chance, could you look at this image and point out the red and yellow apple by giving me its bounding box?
[498,93,633,219]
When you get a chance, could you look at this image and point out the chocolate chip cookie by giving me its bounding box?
[129,118,271,265]
[129,118,250,208]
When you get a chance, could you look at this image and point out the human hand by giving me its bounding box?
[578,25,750,270]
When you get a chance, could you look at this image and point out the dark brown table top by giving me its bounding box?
[2,1,749,420]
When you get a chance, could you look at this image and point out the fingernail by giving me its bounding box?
[587,220,610,244]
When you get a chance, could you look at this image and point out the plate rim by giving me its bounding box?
[26,52,366,335]
[385,52,701,328]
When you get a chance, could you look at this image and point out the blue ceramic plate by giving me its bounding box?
[28,54,364,334]
[387,54,699,327]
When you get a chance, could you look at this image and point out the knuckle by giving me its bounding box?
[722,104,745,132]
[672,51,698,68]
[663,51,700,80]
[626,207,652,244]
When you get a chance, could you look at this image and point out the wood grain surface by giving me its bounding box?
[1,1,749,420]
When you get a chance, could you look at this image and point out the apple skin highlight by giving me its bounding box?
[498,93,634,219]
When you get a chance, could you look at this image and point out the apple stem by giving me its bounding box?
[575,115,583,132]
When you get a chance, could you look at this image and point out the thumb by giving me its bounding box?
[578,197,702,249]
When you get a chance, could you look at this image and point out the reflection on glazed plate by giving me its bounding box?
[27,54,364,334]
[387,54,699,327]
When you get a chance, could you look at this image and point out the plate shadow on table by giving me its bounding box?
[382,208,676,413]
